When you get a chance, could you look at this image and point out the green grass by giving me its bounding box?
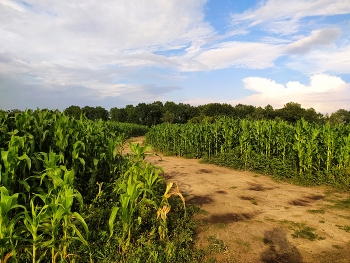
[291,226,322,241]
[267,219,325,241]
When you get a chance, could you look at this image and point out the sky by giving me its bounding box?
[1,0,350,114]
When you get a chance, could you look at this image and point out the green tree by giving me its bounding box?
[264,104,276,120]
[200,103,234,117]
[94,106,109,120]
[276,102,305,123]
[234,104,256,119]
[110,107,128,122]
[64,105,82,119]
[329,109,350,125]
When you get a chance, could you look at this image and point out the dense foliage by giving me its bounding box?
[0,109,200,262]
[67,101,350,127]
[146,118,350,188]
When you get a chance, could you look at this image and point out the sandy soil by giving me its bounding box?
[127,137,350,263]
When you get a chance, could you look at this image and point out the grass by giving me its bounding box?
[196,208,210,215]
[325,196,350,210]
[233,238,251,252]
[291,226,322,241]
[307,209,325,214]
[216,223,227,229]
[333,245,344,249]
[266,218,325,241]
[336,225,350,233]
[332,197,350,210]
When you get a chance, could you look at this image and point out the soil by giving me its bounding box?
[127,137,350,263]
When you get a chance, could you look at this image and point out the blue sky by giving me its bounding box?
[1,0,350,113]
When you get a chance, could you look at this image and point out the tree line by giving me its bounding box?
[2,101,350,126]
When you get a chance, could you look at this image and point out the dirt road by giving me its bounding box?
[129,137,350,263]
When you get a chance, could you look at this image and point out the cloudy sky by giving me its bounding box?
[1,0,350,113]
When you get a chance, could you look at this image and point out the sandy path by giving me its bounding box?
[127,137,350,263]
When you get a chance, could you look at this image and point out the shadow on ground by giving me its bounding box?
[260,228,303,263]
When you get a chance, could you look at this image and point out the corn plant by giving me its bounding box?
[156,182,185,240]
[0,186,25,263]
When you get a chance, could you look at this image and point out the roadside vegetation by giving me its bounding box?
[0,109,202,262]
[146,118,350,189]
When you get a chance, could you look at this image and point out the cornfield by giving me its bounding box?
[0,109,186,262]
[146,117,350,187]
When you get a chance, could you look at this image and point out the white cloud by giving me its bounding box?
[0,0,212,67]
[285,27,341,54]
[234,74,350,113]
[286,45,350,74]
[231,0,350,35]
[180,41,283,71]
[0,0,210,105]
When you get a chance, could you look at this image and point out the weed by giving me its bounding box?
[319,220,325,223]
[230,186,237,189]
[206,236,227,253]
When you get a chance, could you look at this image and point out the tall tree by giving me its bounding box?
[64,105,82,119]
[275,102,305,123]
[234,104,256,119]
[329,109,350,125]
[110,107,128,122]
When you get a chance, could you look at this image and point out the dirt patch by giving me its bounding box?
[129,137,350,263]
